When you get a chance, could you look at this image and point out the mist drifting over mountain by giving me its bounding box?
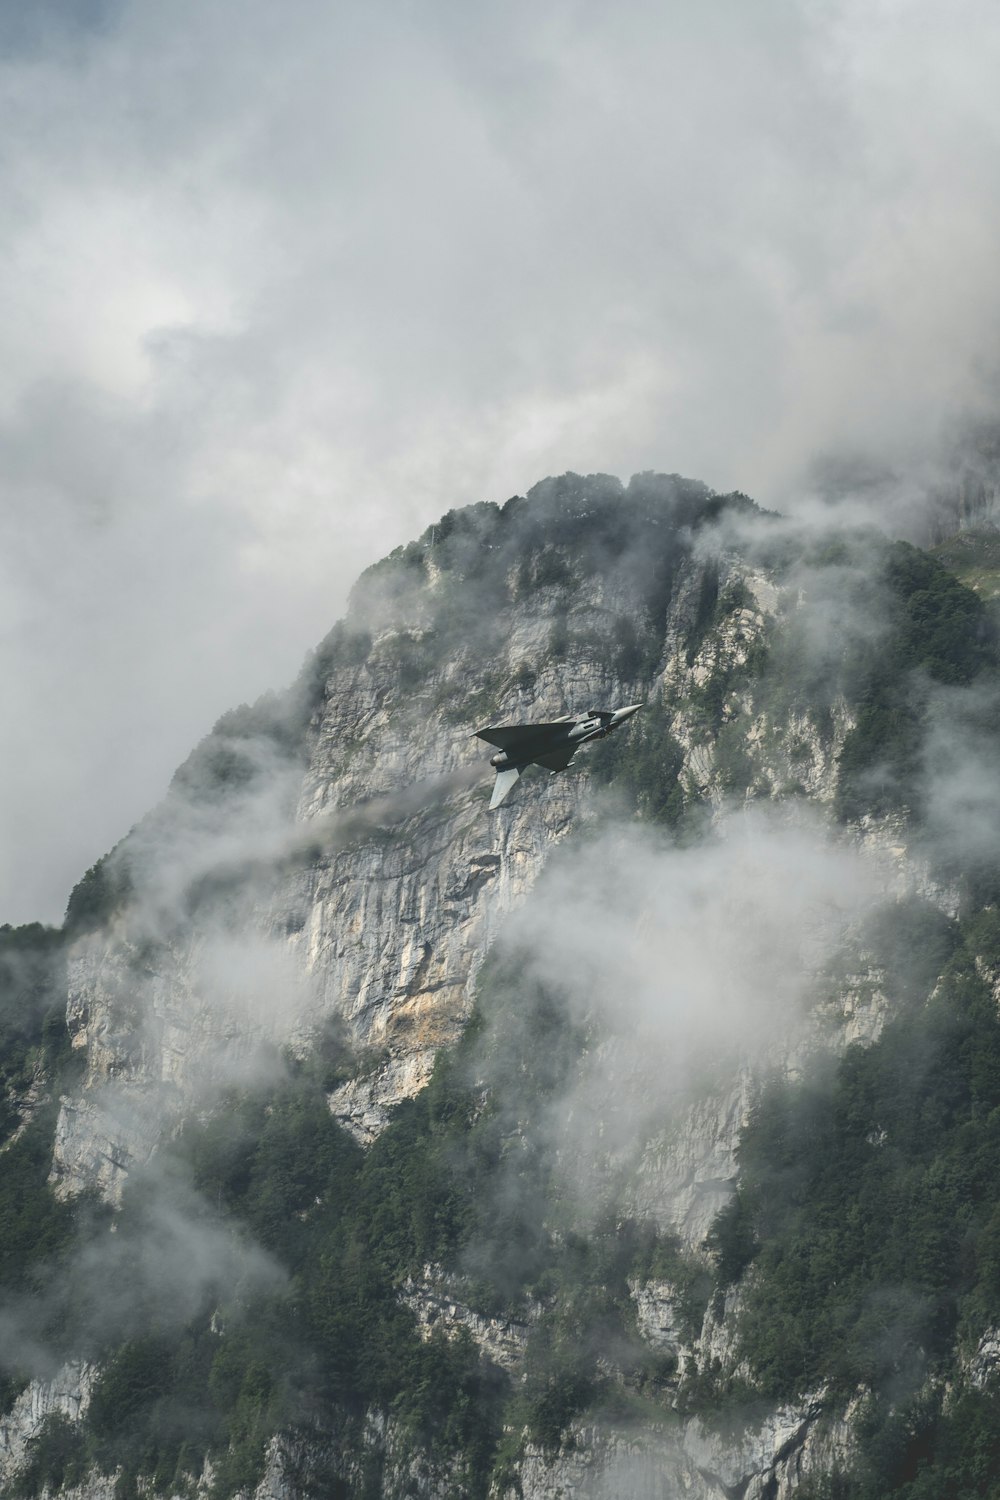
[3,469,1000,1495]
[4,0,1000,921]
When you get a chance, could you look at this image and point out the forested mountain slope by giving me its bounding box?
[2,471,1000,1499]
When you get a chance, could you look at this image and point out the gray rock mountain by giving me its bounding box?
[3,470,998,1498]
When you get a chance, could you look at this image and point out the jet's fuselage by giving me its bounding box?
[488,705,641,769]
[489,716,603,769]
[476,704,642,807]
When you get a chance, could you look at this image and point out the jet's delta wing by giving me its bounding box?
[533,746,577,773]
[475,720,575,752]
[475,704,642,808]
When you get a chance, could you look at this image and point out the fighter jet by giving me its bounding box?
[476,705,643,808]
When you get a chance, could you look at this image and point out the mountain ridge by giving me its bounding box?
[2,471,1000,1498]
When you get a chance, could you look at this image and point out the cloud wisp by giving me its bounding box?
[467,804,886,1236]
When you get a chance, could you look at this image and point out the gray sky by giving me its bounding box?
[3,0,1000,923]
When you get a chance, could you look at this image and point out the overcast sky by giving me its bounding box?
[3,0,1000,923]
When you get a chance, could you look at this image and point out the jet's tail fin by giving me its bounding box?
[490,766,521,809]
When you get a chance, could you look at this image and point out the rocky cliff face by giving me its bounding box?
[50,476,773,1196]
[0,1363,95,1491]
[3,471,987,1499]
[51,490,871,1186]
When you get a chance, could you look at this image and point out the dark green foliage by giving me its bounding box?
[797,1386,1000,1500]
[712,906,1000,1416]
[11,1413,88,1498]
[683,569,758,674]
[521,1348,598,1455]
[308,619,375,685]
[638,1233,714,1348]
[370,628,438,691]
[588,698,686,825]
[16,947,683,1495]
[706,1194,757,1288]
[176,742,261,799]
[528,545,576,590]
[372,963,690,1448]
[687,666,733,737]
[0,925,102,1422]
[48,1061,507,1496]
[0,1109,79,1295]
[885,544,992,685]
[77,1318,283,1497]
[512,1213,689,1452]
[170,688,305,806]
[0,1106,108,1428]
[346,470,757,690]
[346,1074,476,1278]
[608,612,646,679]
[836,543,996,821]
[64,848,134,935]
[713,720,757,794]
[0,924,70,1138]
[685,562,720,666]
[89,1334,186,1451]
[0,927,83,1326]
[0,1373,28,1416]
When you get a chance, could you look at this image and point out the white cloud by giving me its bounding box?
[474,803,886,1226]
[510,806,879,1057]
[3,0,1000,919]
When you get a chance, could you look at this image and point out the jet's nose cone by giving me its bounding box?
[614,703,643,722]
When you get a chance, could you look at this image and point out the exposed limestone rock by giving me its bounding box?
[0,1362,95,1489]
[629,1279,695,1376]
[629,1076,754,1252]
[33,1479,118,1500]
[504,1393,850,1500]
[50,536,923,1204]
[694,1284,753,1386]
[287,1410,472,1500]
[329,1051,438,1144]
[51,926,286,1201]
[53,535,668,1193]
[507,1423,694,1500]
[819,960,892,1048]
[767,1398,862,1500]
[2,1068,50,1146]
[291,769,584,1141]
[400,1266,534,1373]
[853,812,959,913]
[975,956,1000,1011]
[683,1397,825,1498]
[967,1327,1000,1389]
